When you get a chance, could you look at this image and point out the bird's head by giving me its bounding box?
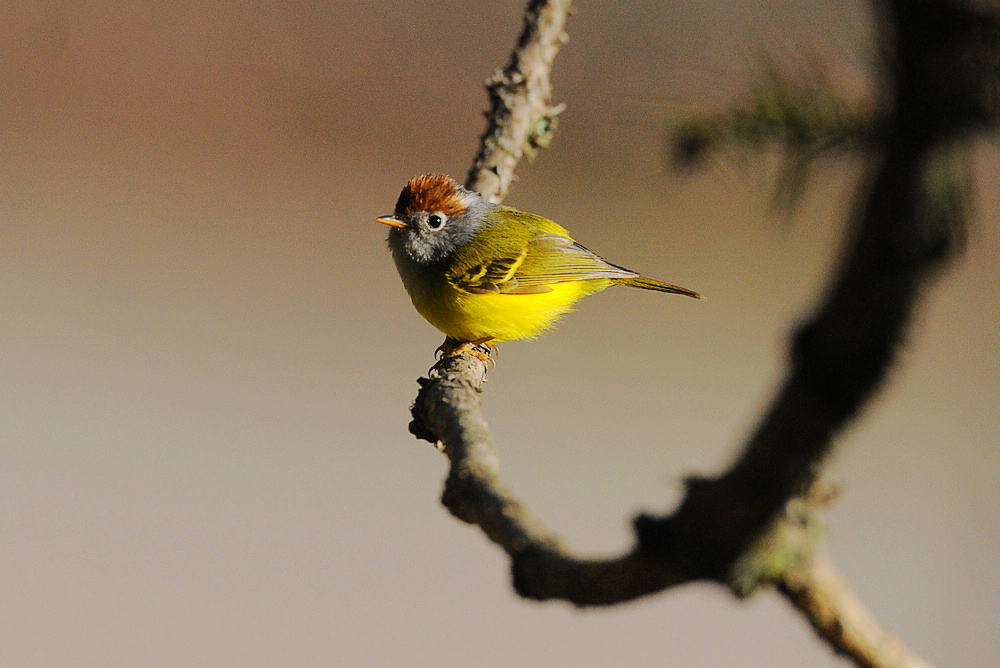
[378,174,490,264]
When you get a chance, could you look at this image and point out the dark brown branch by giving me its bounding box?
[634,139,968,584]
[404,0,998,665]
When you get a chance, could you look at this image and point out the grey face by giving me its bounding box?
[389,190,492,265]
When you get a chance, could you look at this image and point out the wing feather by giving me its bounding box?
[448,214,638,294]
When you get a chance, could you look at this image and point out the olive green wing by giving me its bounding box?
[448,245,541,294]
[448,210,638,295]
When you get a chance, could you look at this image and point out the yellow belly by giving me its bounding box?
[410,279,612,342]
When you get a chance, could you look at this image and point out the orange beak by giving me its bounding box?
[377,215,407,229]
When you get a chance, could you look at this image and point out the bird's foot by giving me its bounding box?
[435,337,498,374]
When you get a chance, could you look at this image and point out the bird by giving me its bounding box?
[378,173,702,361]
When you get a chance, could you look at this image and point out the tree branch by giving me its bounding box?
[464,0,571,201]
[780,553,936,668]
[403,0,998,666]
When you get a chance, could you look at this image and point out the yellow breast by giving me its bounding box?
[408,278,611,342]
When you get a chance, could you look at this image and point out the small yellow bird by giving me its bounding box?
[378,174,702,358]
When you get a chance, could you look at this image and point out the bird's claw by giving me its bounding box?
[433,337,498,377]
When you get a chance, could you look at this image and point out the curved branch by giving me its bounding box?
[405,0,998,665]
[410,356,690,604]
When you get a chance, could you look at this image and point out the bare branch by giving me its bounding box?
[634,135,969,584]
[780,553,936,668]
[403,0,1000,665]
[410,355,562,551]
[464,0,571,202]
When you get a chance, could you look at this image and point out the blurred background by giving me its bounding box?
[2,1,998,666]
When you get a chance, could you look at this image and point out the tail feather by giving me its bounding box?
[617,276,704,300]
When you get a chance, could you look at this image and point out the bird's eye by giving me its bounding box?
[427,213,447,230]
